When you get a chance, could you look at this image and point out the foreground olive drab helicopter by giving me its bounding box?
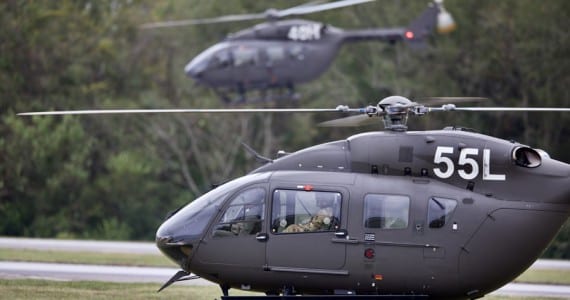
[19,96,570,299]
[141,0,456,103]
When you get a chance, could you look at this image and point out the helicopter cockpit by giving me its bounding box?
[271,189,342,234]
[155,172,270,267]
[211,187,265,237]
[184,42,233,79]
[185,40,304,88]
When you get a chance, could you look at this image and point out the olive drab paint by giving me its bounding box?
[156,125,570,299]
[142,0,454,103]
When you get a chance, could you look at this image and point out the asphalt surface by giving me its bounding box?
[0,237,159,254]
[1,237,569,298]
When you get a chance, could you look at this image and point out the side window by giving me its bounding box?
[233,47,259,67]
[288,45,304,60]
[212,187,265,238]
[266,46,285,65]
[271,189,341,234]
[364,194,409,229]
[427,197,457,228]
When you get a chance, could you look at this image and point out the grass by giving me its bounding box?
[0,279,562,300]
[0,279,261,300]
[514,269,570,285]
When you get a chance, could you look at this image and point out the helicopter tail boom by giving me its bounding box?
[340,28,407,43]
[404,0,455,47]
[340,1,455,47]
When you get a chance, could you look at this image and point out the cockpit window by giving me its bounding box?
[427,197,457,228]
[211,49,232,68]
[271,189,341,234]
[213,187,265,238]
[156,173,270,242]
[156,184,231,241]
[364,194,409,229]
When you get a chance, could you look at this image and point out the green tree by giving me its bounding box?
[1,0,568,254]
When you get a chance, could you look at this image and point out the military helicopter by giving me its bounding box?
[19,96,570,299]
[141,0,456,103]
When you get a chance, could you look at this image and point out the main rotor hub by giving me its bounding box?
[378,96,413,131]
[264,8,280,20]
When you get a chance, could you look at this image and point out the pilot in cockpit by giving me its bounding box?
[283,192,338,233]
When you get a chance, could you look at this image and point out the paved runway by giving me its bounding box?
[0,237,159,254]
[1,237,569,298]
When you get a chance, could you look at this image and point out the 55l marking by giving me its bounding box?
[433,146,506,181]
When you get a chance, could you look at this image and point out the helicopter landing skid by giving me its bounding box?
[222,295,428,299]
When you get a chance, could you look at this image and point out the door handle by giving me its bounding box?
[256,233,268,242]
[334,229,348,238]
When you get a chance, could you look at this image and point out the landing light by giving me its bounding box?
[405,31,414,39]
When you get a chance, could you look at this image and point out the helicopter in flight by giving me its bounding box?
[141,0,456,103]
[19,96,570,299]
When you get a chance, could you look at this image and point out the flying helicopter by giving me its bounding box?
[19,96,570,299]
[141,0,456,103]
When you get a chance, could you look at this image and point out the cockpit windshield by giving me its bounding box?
[156,173,270,242]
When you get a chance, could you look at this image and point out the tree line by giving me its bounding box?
[0,0,568,258]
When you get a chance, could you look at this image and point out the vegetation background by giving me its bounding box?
[0,0,568,258]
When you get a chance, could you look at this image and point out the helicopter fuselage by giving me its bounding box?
[185,20,344,91]
[156,128,570,298]
[184,18,415,94]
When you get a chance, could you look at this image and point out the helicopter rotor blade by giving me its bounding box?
[318,114,378,127]
[17,107,356,116]
[277,0,375,18]
[418,97,489,105]
[20,106,569,117]
[288,0,328,9]
[139,0,375,29]
[18,98,570,131]
[140,13,267,29]
[429,105,570,113]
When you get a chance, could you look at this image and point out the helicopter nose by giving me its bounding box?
[155,186,223,270]
[155,213,197,270]
[155,233,194,269]
[184,59,207,79]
